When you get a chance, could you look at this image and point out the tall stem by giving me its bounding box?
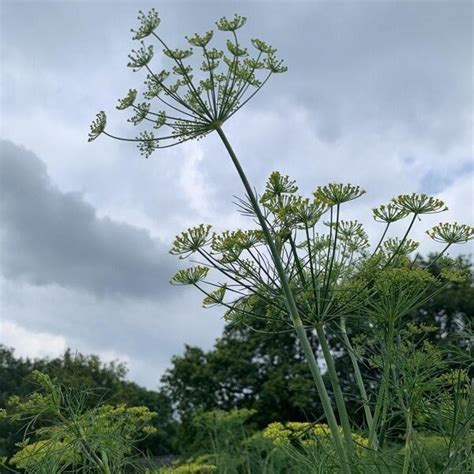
[316,323,355,457]
[216,126,351,473]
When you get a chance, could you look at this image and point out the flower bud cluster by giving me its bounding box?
[89,10,287,157]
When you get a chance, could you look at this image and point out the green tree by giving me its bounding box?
[161,316,323,449]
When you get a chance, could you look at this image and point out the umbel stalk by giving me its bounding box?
[216,126,353,472]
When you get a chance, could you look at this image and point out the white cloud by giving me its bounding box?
[1,320,67,359]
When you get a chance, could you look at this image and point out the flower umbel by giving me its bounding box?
[87,111,107,142]
[392,193,447,215]
[427,223,474,245]
[372,203,409,223]
[314,183,366,206]
[88,10,287,157]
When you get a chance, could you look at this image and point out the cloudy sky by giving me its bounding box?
[1,0,472,388]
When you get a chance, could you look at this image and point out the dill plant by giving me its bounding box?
[89,9,474,472]
[1,371,157,473]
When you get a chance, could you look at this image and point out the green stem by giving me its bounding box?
[469,378,474,473]
[378,328,395,450]
[324,203,340,300]
[369,381,385,450]
[412,432,433,474]
[99,450,112,474]
[340,316,374,431]
[289,234,307,287]
[216,126,351,473]
[368,321,394,450]
[427,243,452,268]
[402,410,413,474]
[316,323,355,458]
[383,214,417,268]
[371,222,390,257]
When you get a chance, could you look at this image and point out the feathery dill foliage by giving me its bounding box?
[89,9,286,157]
[1,371,156,473]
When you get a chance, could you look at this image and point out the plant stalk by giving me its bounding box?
[402,410,413,474]
[340,316,374,433]
[216,126,351,473]
[315,323,355,458]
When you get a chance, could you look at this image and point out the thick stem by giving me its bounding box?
[316,323,355,458]
[216,126,351,473]
[99,451,112,474]
[468,378,474,473]
[324,203,340,300]
[293,321,352,471]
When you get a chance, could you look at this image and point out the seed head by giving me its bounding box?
[427,222,474,244]
[314,183,365,206]
[170,266,209,285]
[392,193,447,215]
[131,9,161,40]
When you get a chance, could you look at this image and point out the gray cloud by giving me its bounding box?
[1,276,223,389]
[0,140,176,298]
[2,1,471,150]
[0,1,472,387]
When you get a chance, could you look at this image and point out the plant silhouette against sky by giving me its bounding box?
[90,9,473,473]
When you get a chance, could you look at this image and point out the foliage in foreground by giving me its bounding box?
[1,371,157,473]
[0,346,176,460]
[161,255,472,434]
[153,408,472,474]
